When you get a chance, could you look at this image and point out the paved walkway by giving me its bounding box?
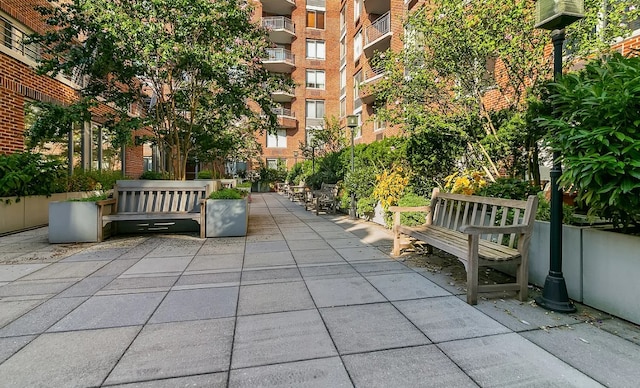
[0,193,638,387]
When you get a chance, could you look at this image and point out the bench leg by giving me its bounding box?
[466,235,479,305]
[392,228,401,256]
[516,261,529,301]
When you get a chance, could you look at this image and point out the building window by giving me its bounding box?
[266,158,286,170]
[306,10,325,29]
[340,37,346,67]
[306,39,326,59]
[306,70,325,89]
[353,30,362,61]
[340,6,346,36]
[354,0,362,22]
[1,17,12,49]
[266,129,287,148]
[1,15,40,62]
[306,100,325,119]
[340,97,346,118]
[340,68,347,96]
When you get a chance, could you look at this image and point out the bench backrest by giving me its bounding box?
[319,183,338,196]
[113,180,211,213]
[429,188,537,248]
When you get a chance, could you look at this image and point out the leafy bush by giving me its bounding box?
[237,181,252,188]
[396,192,430,227]
[372,165,410,210]
[140,170,167,180]
[535,192,575,224]
[196,170,213,179]
[66,169,122,192]
[69,193,109,202]
[477,178,539,200]
[542,53,640,228]
[356,196,377,217]
[0,152,67,199]
[208,188,247,199]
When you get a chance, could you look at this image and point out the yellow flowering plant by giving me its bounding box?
[372,165,411,210]
[444,170,487,195]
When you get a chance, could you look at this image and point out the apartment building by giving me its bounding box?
[255,0,415,169]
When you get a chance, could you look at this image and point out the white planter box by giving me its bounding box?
[528,221,585,302]
[48,201,103,243]
[205,198,249,237]
[582,228,640,325]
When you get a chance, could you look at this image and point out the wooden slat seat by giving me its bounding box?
[390,188,538,305]
[307,183,339,215]
[97,180,212,241]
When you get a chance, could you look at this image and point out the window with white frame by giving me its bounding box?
[353,30,362,61]
[340,68,347,96]
[353,70,362,101]
[340,6,346,35]
[306,39,326,59]
[340,97,346,118]
[353,113,362,138]
[266,158,286,170]
[1,14,41,63]
[306,10,325,29]
[354,0,362,22]
[306,99,325,119]
[340,37,346,65]
[266,129,287,148]
[306,70,325,89]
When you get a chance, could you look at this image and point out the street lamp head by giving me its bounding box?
[293,151,298,157]
[535,0,584,30]
[346,115,359,128]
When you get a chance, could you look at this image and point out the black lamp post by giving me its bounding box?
[534,0,584,313]
[346,115,359,220]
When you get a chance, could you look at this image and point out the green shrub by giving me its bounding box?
[140,170,167,180]
[237,181,252,188]
[477,178,538,200]
[396,192,430,227]
[535,192,575,224]
[356,196,377,217]
[196,170,213,179]
[69,193,109,202]
[208,188,247,200]
[0,152,67,199]
[66,169,122,192]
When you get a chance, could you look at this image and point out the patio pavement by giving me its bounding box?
[0,192,639,387]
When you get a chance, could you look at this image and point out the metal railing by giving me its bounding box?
[264,48,295,64]
[272,107,294,117]
[2,17,41,62]
[364,67,385,82]
[262,16,295,34]
[365,12,391,45]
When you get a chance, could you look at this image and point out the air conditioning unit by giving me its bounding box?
[535,0,584,30]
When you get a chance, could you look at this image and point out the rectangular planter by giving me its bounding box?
[48,201,103,243]
[205,198,249,237]
[528,221,585,302]
[582,228,640,325]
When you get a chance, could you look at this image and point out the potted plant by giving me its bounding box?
[48,192,113,243]
[205,188,249,237]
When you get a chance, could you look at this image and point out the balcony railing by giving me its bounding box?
[264,48,295,63]
[364,67,385,82]
[365,12,391,45]
[262,16,295,34]
[272,107,294,117]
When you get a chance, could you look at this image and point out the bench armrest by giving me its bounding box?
[388,206,431,213]
[459,224,529,235]
[96,199,116,206]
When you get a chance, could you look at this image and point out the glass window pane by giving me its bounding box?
[316,101,325,118]
[317,12,325,29]
[317,41,325,59]
[317,71,325,88]
[306,40,315,58]
[307,11,315,28]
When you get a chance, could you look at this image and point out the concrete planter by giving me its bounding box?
[48,201,104,243]
[582,228,640,325]
[528,221,586,302]
[205,198,249,237]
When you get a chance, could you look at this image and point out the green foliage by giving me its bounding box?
[535,193,575,225]
[542,54,640,228]
[139,170,168,180]
[396,192,430,227]
[66,169,122,192]
[356,196,378,217]
[477,178,539,200]
[196,170,213,179]
[0,153,67,199]
[258,168,287,184]
[208,188,246,200]
[286,162,305,185]
[69,193,109,202]
[237,181,252,188]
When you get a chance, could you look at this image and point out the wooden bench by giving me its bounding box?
[287,181,308,202]
[306,183,339,215]
[97,180,212,241]
[390,188,538,305]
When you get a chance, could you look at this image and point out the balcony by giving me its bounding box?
[262,17,295,44]
[271,88,295,103]
[272,107,297,128]
[364,12,392,57]
[260,0,296,15]
[360,68,385,104]
[262,48,295,73]
[365,0,391,15]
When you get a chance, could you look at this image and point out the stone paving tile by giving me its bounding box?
[102,275,179,292]
[121,256,192,276]
[0,279,76,298]
[0,335,34,363]
[243,251,295,268]
[20,260,110,280]
[232,310,337,369]
[335,247,391,262]
[298,264,359,279]
[326,238,368,249]
[187,254,244,272]
[305,276,387,307]
[174,272,240,287]
[244,240,290,254]
[61,248,129,262]
[282,232,324,241]
[55,275,116,297]
[394,296,511,343]
[0,296,87,337]
[240,267,302,285]
[596,318,640,345]
[365,272,451,301]
[146,242,203,258]
[107,373,228,388]
[292,249,346,265]
[521,323,640,387]
[0,299,43,328]
[91,259,139,277]
[237,281,315,316]
[320,303,430,354]
[439,332,602,387]
[287,239,333,251]
[104,319,234,385]
[0,264,48,282]
[352,260,412,275]
[342,345,477,388]
[149,287,238,323]
[48,292,165,331]
[0,326,140,387]
[229,357,352,388]
[245,234,285,243]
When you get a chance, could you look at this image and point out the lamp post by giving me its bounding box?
[346,115,359,220]
[534,0,584,313]
[293,150,298,166]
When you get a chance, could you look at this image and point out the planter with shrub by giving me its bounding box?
[205,188,249,237]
